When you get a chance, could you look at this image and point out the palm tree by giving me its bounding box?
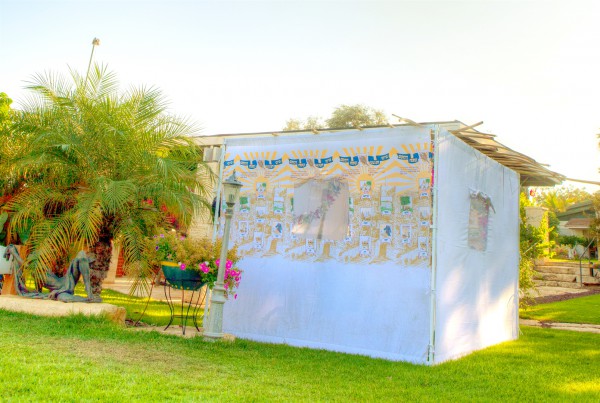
[0,64,212,300]
[538,191,567,213]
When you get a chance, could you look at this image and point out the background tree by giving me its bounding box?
[0,92,20,202]
[325,104,387,128]
[589,192,600,244]
[282,118,302,131]
[282,115,325,131]
[519,193,545,307]
[283,104,387,131]
[0,65,212,298]
[534,185,591,212]
[304,116,325,131]
[0,92,12,128]
[533,185,592,246]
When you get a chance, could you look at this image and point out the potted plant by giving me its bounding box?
[148,232,242,297]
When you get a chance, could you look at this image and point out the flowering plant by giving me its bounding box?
[148,231,242,298]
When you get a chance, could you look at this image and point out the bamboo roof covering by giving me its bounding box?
[445,121,565,187]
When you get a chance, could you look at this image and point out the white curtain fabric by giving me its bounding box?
[433,129,519,364]
[222,127,433,363]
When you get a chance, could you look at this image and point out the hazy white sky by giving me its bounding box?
[1,0,599,190]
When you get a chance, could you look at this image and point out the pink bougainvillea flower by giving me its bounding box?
[226,260,233,269]
[160,234,165,238]
[179,263,186,270]
[215,259,221,268]
[234,294,238,300]
[199,262,210,273]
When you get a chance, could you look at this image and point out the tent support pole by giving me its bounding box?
[515,184,521,338]
[207,141,227,325]
[211,141,227,243]
[428,125,441,365]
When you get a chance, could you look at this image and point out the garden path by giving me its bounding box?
[520,319,600,334]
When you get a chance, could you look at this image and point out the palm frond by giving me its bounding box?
[114,209,157,295]
[72,188,104,246]
[25,211,77,280]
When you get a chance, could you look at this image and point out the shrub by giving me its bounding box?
[557,235,587,247]
[552,244,571,259]
[147,231,241,297]
[519,193,544,307]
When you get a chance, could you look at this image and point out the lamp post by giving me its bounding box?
[85,37,100,87]
[204,171,242,340]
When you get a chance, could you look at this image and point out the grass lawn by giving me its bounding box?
[520,293,600,325]
[0,311,599,401]
[7,280,205,327]
[99,288,203,327]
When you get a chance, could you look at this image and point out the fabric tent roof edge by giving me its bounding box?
[195,120,565,187]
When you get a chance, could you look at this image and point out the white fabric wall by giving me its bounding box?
[433,129,520,364]
[221,127,433,363]
[225,256,431,362]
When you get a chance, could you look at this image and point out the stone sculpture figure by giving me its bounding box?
[2,244,100,303]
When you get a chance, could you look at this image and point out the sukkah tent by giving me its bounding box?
[205,122,562,364]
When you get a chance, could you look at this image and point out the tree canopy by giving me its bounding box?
[283,104,387,131]
[325,104,387,129]
[0,65,212,295]
[533,185,592,213]
[0,92,13,129]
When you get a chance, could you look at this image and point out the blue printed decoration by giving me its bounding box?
[224,159,234,167]
[340,155,360,166]
[397,153,420,164]
[314,156,333,168]
[240,159,258,169]
[289,158,308,168]
[264,158,283,169]
[367,153,390,166]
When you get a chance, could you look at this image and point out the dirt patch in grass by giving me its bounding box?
[30,335,177,366]
[533,288,600,305]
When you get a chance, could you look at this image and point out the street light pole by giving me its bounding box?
[204,172,242,340]
[85,38,100,87]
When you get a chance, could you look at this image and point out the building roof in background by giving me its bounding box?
[556,199,595,220]
[564,217,593,229]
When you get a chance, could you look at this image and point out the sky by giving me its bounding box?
[1,0,600,191]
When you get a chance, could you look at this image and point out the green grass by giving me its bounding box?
[99,288,205,328]
[12,279,203,327]
[547,257,598,263]
[0,311,599,401]
[521,293,600,325]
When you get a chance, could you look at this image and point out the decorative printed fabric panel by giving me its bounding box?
[219,129,434,267]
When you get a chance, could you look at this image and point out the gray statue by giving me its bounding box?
[3,244,99,303]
